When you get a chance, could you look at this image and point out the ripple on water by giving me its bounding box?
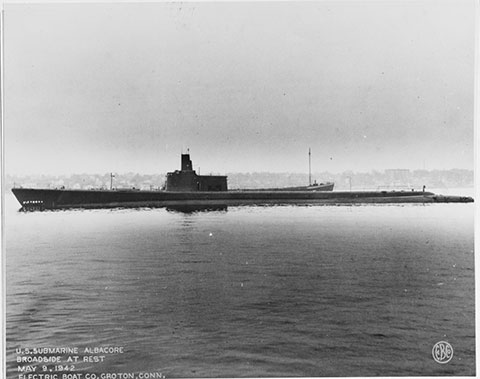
[5,201,475,377]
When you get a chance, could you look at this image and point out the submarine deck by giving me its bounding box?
[11,188,474,210]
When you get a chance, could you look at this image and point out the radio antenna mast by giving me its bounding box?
[308,148,312,186]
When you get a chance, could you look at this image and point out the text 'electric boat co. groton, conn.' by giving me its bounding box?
[11,152,473,211]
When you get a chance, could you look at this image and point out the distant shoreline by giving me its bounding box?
[5,169,474,192]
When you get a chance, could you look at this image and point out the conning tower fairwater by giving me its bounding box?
[165,153,228,192]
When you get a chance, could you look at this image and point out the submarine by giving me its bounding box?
[11,153,474,211]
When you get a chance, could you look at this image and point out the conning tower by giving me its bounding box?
[165,153,227,192]
[181,154,193,171]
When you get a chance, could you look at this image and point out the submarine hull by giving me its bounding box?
[11,187,473,211]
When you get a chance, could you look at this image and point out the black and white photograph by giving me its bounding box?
[2,1,476,377]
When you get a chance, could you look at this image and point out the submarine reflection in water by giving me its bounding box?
[166,204,228,214]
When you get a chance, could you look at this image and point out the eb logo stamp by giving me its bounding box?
[432,341,454,364]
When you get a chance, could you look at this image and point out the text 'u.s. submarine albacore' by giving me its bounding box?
[11,153,473,211]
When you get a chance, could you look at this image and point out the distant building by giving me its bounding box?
[165,154,227,192]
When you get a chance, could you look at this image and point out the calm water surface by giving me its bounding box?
[5,193,475,377]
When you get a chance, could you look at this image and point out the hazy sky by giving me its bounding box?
[4,1,475,175]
